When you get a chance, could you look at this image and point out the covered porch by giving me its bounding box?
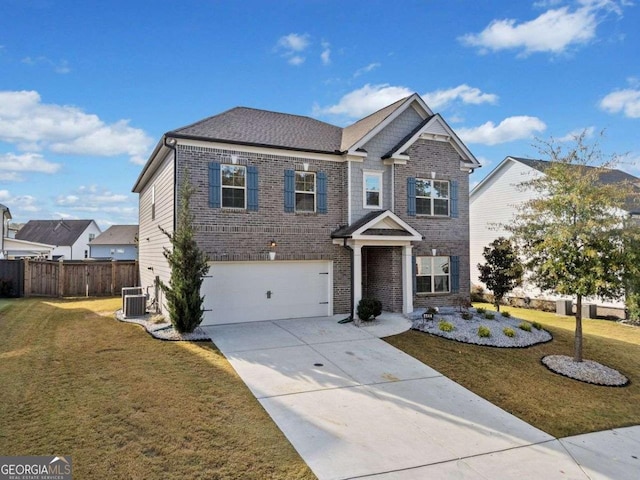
[332,210,423,315]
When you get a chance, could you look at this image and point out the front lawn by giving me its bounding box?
[386,303,640,438]
[0,297,315,480]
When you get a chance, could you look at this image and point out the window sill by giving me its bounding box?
[416,292,452,296]
[416,214,451,219]
[295,211,318,216]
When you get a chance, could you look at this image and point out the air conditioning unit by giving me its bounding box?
[124,294,147,318]
[122,287,143,312]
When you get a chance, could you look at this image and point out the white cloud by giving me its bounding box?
[457,116,547,145]
[315,83,498,119]
[600,88,640,118]
[0,90,153,164]
[460,1,626,56]
[320,41,331,65]
[277,33,310,52]
[353,63,381,78]
[276,33,310,66]
[314,84,413,118]
[0,190,39,213]
[424,84,499,110]
[0,152,61,175]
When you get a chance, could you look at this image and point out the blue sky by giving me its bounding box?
[1,0,639,229]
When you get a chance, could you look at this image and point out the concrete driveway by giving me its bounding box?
[203,315,639,480]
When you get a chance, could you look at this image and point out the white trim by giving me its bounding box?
[415,178,450,217]
[294,171,317,213]
[344,210,423,242]
[347,160,352,224]
[402,245,414,313]
[221,164,247,209]
[391,164,395,212]
[174,137,345,163]
[416,255,451,294]
[363,171,383,209]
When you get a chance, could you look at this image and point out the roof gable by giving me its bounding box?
[341,94,433,153]
[89,225,138,246]
[16,220,96,246]
[384,114,480,167]
[331,210,422,241]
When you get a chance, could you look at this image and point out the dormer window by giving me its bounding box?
[364,172,383,209]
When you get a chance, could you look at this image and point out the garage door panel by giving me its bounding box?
[201,261,331,325]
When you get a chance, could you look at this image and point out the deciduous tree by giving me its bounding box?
[508,132,639,362]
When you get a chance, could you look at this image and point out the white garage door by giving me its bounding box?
[201,261,332,325]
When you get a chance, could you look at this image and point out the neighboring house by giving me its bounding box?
[15,220,102,260]
[133,94,481,325]
[470,156,640,312]
[1,206,54,259]
[89,225,139,260]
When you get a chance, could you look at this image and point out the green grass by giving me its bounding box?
[0,298,315,480]
[386,302,640,438]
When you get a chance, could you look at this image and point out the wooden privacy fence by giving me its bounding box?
[22,259,139,297]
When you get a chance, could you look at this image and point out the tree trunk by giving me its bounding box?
[574,294,583,362]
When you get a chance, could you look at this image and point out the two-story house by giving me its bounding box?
[15,219,101,260]
[133,94,480,325]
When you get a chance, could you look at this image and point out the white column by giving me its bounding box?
[402,244,414,314]
[352,244,362,314]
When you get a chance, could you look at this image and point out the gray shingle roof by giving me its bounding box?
[512,157,640,185]
[512,157,640,213]
[16,220,95,246]
[89,225,138,246]
[167,97,415,155]
[331,210,388,238]
[170,107,344,154]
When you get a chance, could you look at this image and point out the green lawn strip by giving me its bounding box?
[0,298,315,480]
[385,303,640,438]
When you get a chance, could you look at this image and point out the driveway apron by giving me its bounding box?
[203,316,618,480]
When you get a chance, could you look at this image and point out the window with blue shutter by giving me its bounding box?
[450,180,459,218]
[284,169,295,212]
[247,165,259,211]
[317,172,327,214]
[451,255,460,293]
[407,177,416,216]
[208,162,221,208]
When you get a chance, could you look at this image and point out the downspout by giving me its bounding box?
[342,238,355,321]
[164,136,178,232]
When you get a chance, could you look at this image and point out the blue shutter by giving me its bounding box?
[412,255,417,295]
[451,255,460,293]
[247,165,259,211]
[317,172,327,214]
[450,180,459,218]
[407,177,416,216]
[284,169,295,212]
[208,162,221,208]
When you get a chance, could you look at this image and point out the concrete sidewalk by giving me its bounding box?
[203,315,639,480]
